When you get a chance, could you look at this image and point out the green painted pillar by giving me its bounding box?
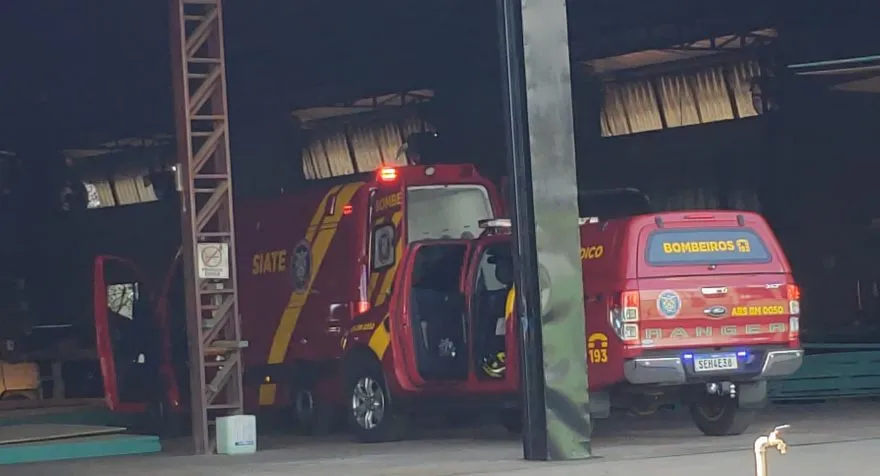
[497,0,592,461]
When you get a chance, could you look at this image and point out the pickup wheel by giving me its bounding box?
[345,361,408,443]
[690,394,755,436]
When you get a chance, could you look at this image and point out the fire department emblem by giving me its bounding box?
[656,290,682,319]
[291,241,312,293]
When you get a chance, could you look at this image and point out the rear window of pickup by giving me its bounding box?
[645,228,772,266]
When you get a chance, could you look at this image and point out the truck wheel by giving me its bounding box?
[292,388,336,436]
[345,363,407,443]
[690,395,755,436]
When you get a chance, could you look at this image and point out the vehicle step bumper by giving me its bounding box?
[623,349,804,385]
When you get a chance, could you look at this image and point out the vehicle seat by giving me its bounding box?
[480,259,513,354]
[410,288,467,380]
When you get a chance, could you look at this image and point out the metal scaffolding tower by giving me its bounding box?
[169,0,245,454]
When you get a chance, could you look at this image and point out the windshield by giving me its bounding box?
[406,185,493,242]
[645,228,771,266]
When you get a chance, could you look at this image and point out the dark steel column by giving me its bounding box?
[497,0,592,461]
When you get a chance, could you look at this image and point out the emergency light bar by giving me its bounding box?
[379,167,398,182]
[478,217,599,229]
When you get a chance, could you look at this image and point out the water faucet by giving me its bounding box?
[754,425,790,476]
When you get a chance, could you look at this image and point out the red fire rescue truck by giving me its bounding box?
[340,192,804,442]
[233,163,504,431]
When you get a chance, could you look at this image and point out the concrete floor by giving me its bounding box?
[15,401,880,476]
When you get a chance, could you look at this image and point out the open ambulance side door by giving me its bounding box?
[93,255,164,413]
[392,240,471,387]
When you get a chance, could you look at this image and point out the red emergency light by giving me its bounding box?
[378,167,398,182]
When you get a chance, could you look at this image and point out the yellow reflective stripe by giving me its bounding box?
[257,185,341,405]
[258,383,277,406]
[267,182,362,364]
[259,182,363,406]
[505,286,516,321]
[368,315,392,359]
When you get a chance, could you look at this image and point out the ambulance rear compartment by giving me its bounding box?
[234,189,369,412]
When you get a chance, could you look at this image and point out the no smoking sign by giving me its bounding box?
[197,243,230,279]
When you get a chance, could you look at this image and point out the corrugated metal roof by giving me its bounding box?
[601,59,762,137]
[84,171,160,209]
[302,116,430,180]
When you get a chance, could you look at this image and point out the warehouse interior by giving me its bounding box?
[0,0,878,464]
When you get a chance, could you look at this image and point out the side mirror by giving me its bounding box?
[329,303,349,322]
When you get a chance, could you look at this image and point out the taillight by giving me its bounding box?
[354,300,370,316]
[785,284,801,343]
[622,291,639,321]
[610,291,640,343]
[785,284,801,315]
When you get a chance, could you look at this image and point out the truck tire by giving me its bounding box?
[344,361,408,443]
[291,387,336,436]
[690,395,756,436]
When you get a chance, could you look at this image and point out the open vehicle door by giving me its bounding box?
[393,240,471,387]
[93,255,178,414]
[465,236,519,390]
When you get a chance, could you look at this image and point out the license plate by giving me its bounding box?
[694,354,738,372]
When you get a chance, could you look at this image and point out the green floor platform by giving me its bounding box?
[0,405,162,465]
[0,433,161,465]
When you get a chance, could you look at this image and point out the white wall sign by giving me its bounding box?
[197,243,230,279]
